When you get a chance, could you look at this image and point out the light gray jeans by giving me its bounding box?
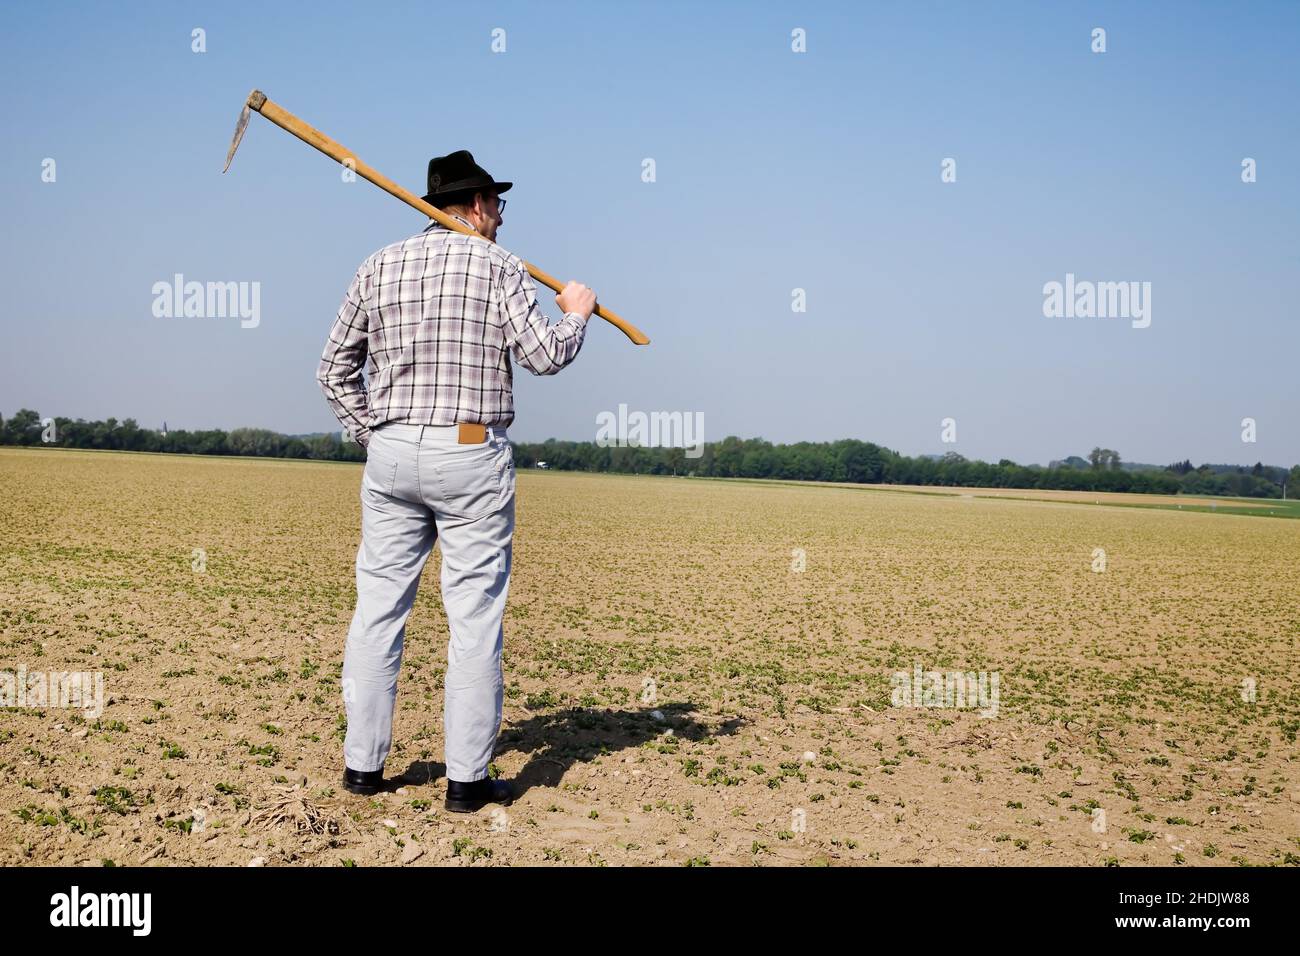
[341,422,515,782]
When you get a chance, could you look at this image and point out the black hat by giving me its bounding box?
[422,150,512,205]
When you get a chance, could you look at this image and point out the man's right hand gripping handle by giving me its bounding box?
[555,280,597,321]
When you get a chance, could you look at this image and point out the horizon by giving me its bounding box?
[3,404,1294,471]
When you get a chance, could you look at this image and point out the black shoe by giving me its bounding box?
[342,766,384,796]
[445,776,513,813]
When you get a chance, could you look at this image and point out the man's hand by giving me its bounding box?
[556,280,597,320]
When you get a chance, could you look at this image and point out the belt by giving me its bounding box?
[372,422,506,445]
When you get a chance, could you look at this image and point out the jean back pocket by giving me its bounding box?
[433,441,509,520]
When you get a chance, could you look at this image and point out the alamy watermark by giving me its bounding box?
[2,667,104,719]
[596,404,704,459]
[1042,273,1150,329]
[152,274,260,329]
[50,885,150,936]
[890,663,999,718]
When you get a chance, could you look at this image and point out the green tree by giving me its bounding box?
[6,408,41,445]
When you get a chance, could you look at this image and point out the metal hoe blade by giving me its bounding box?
[223,102,251,173]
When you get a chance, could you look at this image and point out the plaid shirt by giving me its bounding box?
[317,214,588,447]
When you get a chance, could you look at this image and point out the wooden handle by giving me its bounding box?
[249,91,649,346]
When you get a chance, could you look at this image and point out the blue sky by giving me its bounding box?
[2,0,1296,465]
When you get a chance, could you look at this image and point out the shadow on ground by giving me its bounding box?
[397,702,744,799]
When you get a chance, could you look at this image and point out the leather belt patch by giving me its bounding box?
[457,423,487,444]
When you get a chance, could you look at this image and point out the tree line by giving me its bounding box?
[3,408,1295,498]
[0,409,364,462]
[512,438,1296,498]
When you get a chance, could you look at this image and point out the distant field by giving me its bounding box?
[2,447,1297,867]
[712,475,1300,519]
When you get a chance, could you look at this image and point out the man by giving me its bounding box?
[317,149,597,812]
